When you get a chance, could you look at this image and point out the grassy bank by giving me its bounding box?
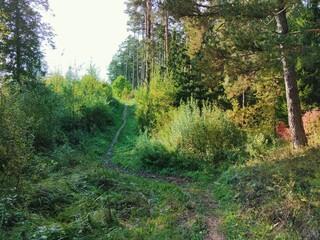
[214,148,320,239]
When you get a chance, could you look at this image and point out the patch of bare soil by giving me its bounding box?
[206,217,226,240]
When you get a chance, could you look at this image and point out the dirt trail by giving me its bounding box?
[105,105,128,161]
[104,105,188,184]
[104,105,226,240]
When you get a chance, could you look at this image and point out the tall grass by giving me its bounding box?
[156,99,246,165]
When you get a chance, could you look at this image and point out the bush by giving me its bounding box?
[135,134,200,171]
[27,183,74,215]
[135,75,176,131]
[0,193,24,229]
[111,75,132,99]
[20,81,63,151]
[135,135,172,169]
[276,108,320,146]
[276,121,291,142]
[157,99,246,165]
[303,108,320,146]
[80,103,113,132]
[0,90,33,179]
[245,132,276,158]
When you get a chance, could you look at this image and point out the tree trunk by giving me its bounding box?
[136,36,139,88]
[164,10,169,65]
[145,0,152,90]
[14,1,22,83]
[311,0,319,21]
[275,0,308,148]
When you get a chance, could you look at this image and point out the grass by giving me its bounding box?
[214,147,320,240]
[1,98,319,240]
[111,104,211,177]
[0,101,210,240]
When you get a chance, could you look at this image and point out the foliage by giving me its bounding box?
[168,29,214,105]
[276,121,292,142]
[135,73,176,131]
[245,132,277,159]
[276,109,320,146]
[134,133,200,172]
[0,191,24,229]
[45,68,115,144]
[0,65,115,181]
[20,82,63,151]
[157,99,246,165]
[80,103,113,132]
[1,0,320,238]
[0,0,53,83]
[135,134,171,169]
[302,108,320,146]
[111,75,132,99]
[0,87,33,178]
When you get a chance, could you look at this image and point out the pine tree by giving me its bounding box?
[167,0,313,148]
[0,0,53,83]
[275,0,308,147]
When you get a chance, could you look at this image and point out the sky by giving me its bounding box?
[43,0,129,81]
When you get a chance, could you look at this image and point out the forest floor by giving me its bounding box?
[104,104,226,240]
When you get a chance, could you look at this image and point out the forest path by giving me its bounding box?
[104,104,225,240]
[105,104,128,162]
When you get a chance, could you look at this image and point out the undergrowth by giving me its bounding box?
[0,102,208,240]
[214,147,320,240]
[2,97,319,240]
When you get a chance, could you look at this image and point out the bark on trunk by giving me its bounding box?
[311,0,319,21]
[145,0,152,90]
[275,0,308,148]
[14,1,22,83]
[164,10,170,64]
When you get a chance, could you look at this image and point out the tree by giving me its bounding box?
[108,36,142,87]
[167,0,312,148]
[275,0,307,148]
[0,0,53,83]
[145,0,152,89]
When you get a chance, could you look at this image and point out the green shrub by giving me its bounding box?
[112,75,132,99]
[136,135,172,169]
[80,103,113,132]
[135,134,201,171]
[0,193,24,229]
[157,99,246,165]
[20,81,63,151]
[245,132,278,159]
[135,75,176,131]
[0,90,33,179]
